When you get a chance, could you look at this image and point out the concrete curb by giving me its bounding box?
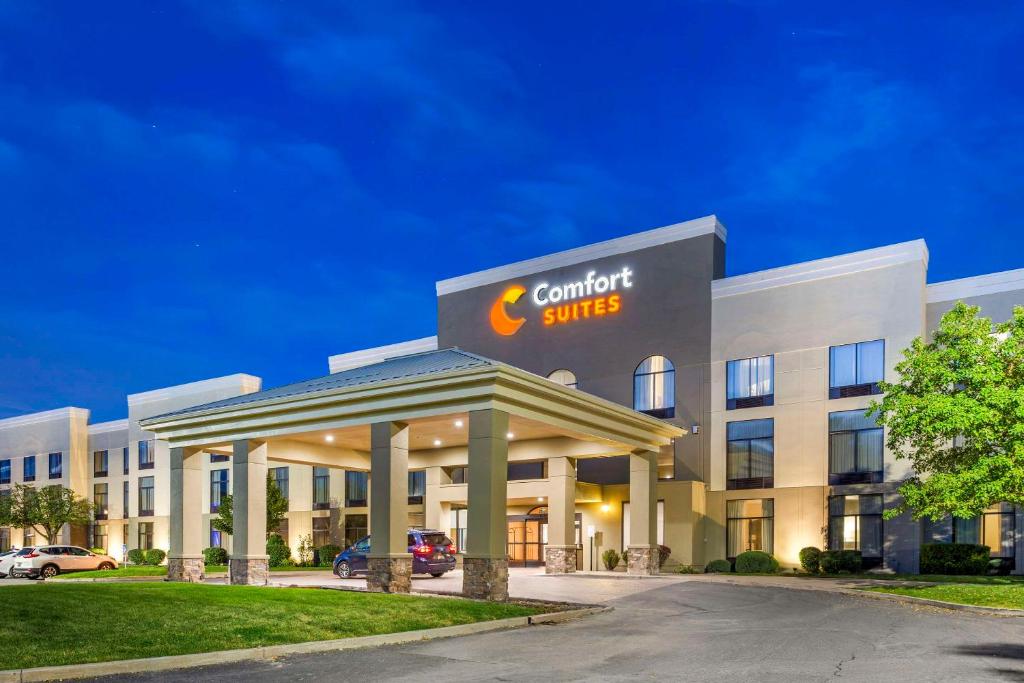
[0,606,607,682]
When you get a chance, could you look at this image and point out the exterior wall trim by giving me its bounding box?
[711,239,929,299]
[328,337,439,374]
[127,374,262,407]
[0,406,89,430]
[435,215,726,295]
[926,267,1024,304]
[88,419,130,434]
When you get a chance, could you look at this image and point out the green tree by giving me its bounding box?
[211,473,289,536]
[0,484,93,543]
[870,302,1024,521]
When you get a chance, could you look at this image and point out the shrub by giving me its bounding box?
[126,548,146,565]
[203,547,229,565]
[144,549,166,566]
[920,543,990,575]
[819,550,863,574]
[602,549,621,571]
[676,564,701,574]
[799,547,822,574]
[735,550,779,574]
[657,545,672,568]
[318,544,342,567]
[266,533,292,567]
[89,547,106,555]
[296,534,314,566]
[705,559,732,573]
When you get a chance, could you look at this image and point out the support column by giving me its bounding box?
[627,450,659,575]
[424,466,446,532]
[230,440,269,585]
[545,457,577,574]
[168,446,205,582]
[464,409,509,601]
[367,422,413,593]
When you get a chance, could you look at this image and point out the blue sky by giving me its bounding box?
[0,1,1021,421]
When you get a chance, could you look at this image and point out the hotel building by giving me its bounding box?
[1,215,1022,596]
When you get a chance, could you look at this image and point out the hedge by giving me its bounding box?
[266,533,292,567]
[799,547,821,574]
[919,543,990,575]
[735,550,779,573]
[819,550,862,574]
[705,559,732,573]
[318,545,343,567]
[126,549,146,566]
[203,547,229,565]
[144,549,166,566]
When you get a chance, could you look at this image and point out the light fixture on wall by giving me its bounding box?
[691,425,701,435]
[600,504,610,513]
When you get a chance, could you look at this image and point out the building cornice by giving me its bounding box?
[127,374,262,406]
[0,407,90,430]
[88,419,130,435]
[711,239,929,299]
[436,215,726,296]
[926,267,1024,304]
[328,337,438,374]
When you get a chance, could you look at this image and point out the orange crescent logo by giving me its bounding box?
[490,285,527,336]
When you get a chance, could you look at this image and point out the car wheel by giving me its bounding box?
[430,572,445,578]
[41,564,60,579]
[98,562,115,571]
[335,561,352,579]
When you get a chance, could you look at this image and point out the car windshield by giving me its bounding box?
[420,533,452,547]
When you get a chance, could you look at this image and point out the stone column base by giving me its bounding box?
[463,557,509,601]
[626,545,659,575]
[366,555,413,593]
[544,545,577,574]
[166,556,205,582]
[229,556,269,585]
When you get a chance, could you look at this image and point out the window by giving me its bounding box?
[547,369,578,389]
[122,480,129,518]
[138,441,154,470]
[829,340,884,398]
[122,447,129,475]
[210,452,229,463]
[829,495,883,562]
[829,410,884,485]
[93,524,108,552]
[450,508,468,553]
[408,470,425,504]
[726,499,774,558]
[726,355,774,409]
[726,419,774,490]
[344,470,366,507]
[94,483,109,520]
[210,470,229,513]
[122,523,128,551]
[0,528,9,552]
[622,500,666,547]
[23,455,35,482]
[24,527,35,546]
[447,466,467,484]
[48,452,63,479]
[927,504,1018,560]
[508,461,546,480]
[138,477,154,516]
[313,517,331,547]
[343,514,368,547]
[270,466,289,500]
[210,528,223,548]
[93,450,108,477]
[138,522,154,550]
[0,459,9,485]
[634,355,675,418]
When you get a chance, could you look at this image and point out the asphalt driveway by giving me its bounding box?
[87,578,1024,682]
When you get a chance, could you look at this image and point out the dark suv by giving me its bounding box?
[334,529,456,579]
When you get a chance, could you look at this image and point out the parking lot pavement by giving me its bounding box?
[82,578,1024,682]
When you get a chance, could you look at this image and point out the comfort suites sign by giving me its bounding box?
[489,265,634,336]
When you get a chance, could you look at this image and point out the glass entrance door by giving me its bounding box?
[507,515,547,567]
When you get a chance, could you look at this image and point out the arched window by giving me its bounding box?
[547,369,578,389]
[634,355,675,418]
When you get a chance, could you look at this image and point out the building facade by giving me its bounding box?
[2,214,1022,578]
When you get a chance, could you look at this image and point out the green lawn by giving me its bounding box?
[861,583,1024,609]
[0,583,539,670]
[53,564,331,580]
[796,573,1024,585]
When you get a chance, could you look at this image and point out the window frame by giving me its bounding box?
[23,455,36,482]
[726,355,775,410]
[93,450,108,478]
[725,418,774,490]
[547,369,578,389]
[726,498,774,559]
[828,494,884,563]
[48,452,63,480]
[633,355,676,419]
[0,458,9,485]
[138,441,155,470]
[828,410,884,485]
[829,339,885,399]
[408,470,426,504]
[93,483,109,520]
[343,470,367,508]
[209,469,229,513]
[138,476,155,517]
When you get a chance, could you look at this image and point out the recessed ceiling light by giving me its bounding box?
[454,419,464,428]
[325,435,334,443]
[537,497,544,502]
[433,438,442,447]
[506,432,514,440]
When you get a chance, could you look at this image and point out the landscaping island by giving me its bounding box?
[1,583,540,670]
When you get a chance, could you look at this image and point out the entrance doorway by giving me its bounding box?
[506,507,583,568]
